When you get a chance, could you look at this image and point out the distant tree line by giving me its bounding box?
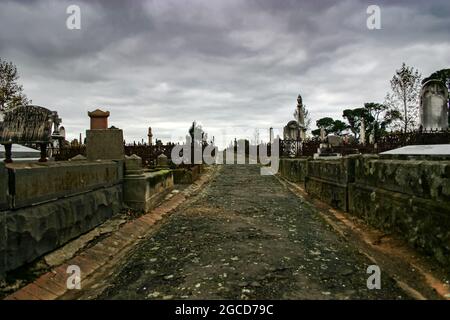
[312,63,450,142]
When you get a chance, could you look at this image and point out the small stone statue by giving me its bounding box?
[320,127,326,142]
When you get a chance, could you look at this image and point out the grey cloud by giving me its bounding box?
[0,0,448,148]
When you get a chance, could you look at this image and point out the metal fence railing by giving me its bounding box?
[280,129,450,158]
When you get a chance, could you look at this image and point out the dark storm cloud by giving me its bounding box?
[0,0,449,147]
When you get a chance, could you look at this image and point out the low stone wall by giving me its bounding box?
[172,165,202,184]
[279,158,308,185]
[353,155,450,201]
[0,160,124,277]
[1,185,122,274]
[123,170,174,212]
[348,155,450,265]
[7,160,122,209]
[305,157,355,211]
[279,155,450,267]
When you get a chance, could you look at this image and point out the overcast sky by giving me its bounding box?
[0,0,449,148]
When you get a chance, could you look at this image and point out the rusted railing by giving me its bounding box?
[54,141,214,168]
[280,129,450,158]
[124,143,176,167]
[53,144,86,161]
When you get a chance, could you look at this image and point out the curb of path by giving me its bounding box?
[275,174,450,300]
[4,168,215,300]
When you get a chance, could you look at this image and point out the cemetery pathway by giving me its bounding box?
[96,164,407,299]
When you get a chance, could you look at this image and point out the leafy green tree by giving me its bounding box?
[343,103,400,141]
[385,63,422,132]
[316,117,335,131]
[342,108,371,139]
[423,68,450,86]
[312,117,348,136]
[0,58,30,112]
[331,120,348,135]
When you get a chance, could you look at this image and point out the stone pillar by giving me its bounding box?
[3,144,12,163]
[420,79,449,130]
[320,127,326,142]
[88,109,110,130]
[369,132,375,144]
[148,127,153,145]
[39,143,47,162]
[86,109,124,161]
[296,94,305,127]
[359,119,366,145]
[299,128,306,141]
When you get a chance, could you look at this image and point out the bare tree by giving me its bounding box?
[293,105,312,130]
[385,63,422,132]
[0,58,31,112]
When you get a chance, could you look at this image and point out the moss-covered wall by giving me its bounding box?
[349,155,450,266]
[279,155,450,267]
[172,165,202,184]
[279,158,308,185]
[305,157,355,211]
[123,170,173,212]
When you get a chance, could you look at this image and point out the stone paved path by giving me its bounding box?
[97,165,406,299]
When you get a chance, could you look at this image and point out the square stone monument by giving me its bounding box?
[86,109,124,161]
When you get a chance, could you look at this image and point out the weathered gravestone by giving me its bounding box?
[420,79,449,130]
[283,120,300,140]
[327,135,343,147]
[125,154,144,175]
[157,153,169,167]
[0,105,60,162]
